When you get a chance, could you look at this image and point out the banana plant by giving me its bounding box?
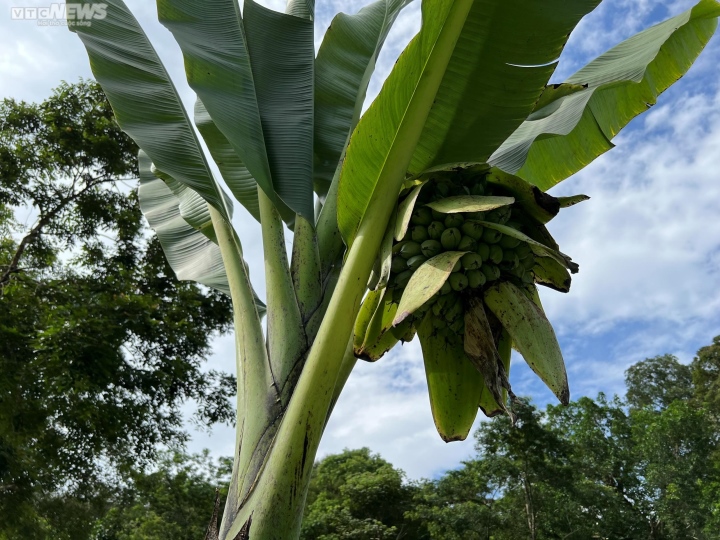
[66,0,720,537]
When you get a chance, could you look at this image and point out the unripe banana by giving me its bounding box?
[441,228,462,250]
[421,239,442,258]
[481,227,503,244]
[521,254,536,271]
[457,235,477,252]
[451,259,462,273]
[470,183,485,196]
[432,315,447,329]
[461,221,485,240]
[486,205,511,225]
[410,206,433,226]
[499,234,522,249]
[466,211,486,221]
[489,244,503,264]
[461,252,483,271]
[444,297,464,321]
[515,243,532,259]
[444,214,464,229]
[407,254,427,271]
[449,273,469,292]
[481,264,500,281]
[476,243,490,261]
[394,270,413,288]
[431,208,444,221]
[411,225,429,243]
[391,255,408,273]
[436,293,454,312]
[502,250,519,269]
[400,241,422,259]
[467,269,487,289]
[440,281,452,295]
[428,221,445,240]
[449,318,465,333]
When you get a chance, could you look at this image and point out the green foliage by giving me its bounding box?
[300,448,422,540]
[625,354,693,410]
[693,336,720,417]
[93,451,230,540]
[0,82,234,538]
[409,338,720,539]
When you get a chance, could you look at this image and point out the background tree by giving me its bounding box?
[545,395,648,538]
[625,354,693,410]
[408,460,499,540]
[0,81,234,538]
[300,448,422,540]
[92,451,231,540]
[692,336,720,418]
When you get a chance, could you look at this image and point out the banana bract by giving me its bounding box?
[353,167,585,441]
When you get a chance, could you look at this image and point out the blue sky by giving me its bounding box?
[2,0,719,480]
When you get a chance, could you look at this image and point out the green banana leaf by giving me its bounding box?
[337,0,475,248]
[138,151,228,293]
[426,195,514,214]
[243,0,315,222]
[489,0,720,190]
[138,151,265,318]
[532,83,589,113]
[417,313,483,442]
[194,100,261,223]
[149,164,229,244]
[156,0,313,222]
[483,281,568,404]
[407,0,602,176]
[314,0,414,196]
[69,0,230,221]
[286,0,314,20]
[394,251,467,325]
[155,0,278,217]
[338,0,601,248]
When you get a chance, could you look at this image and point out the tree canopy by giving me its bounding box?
[0,81,234,538]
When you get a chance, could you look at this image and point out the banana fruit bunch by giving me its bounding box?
[354,166,587,442]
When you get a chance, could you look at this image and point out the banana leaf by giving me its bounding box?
[489,0,720,190]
